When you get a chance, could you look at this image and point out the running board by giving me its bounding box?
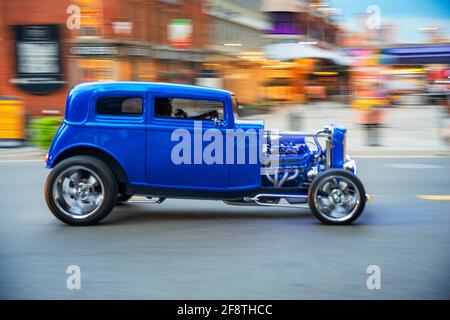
[129,196,166,204]
[249,193,309,209]
[146,197,166,204]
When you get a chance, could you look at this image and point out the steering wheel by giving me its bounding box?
[205,110,219,120]
[192,110,219,120]
[174,108,188,118]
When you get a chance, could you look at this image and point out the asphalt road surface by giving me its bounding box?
[0,157,449,299]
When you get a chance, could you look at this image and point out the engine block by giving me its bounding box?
[262,133,324,188]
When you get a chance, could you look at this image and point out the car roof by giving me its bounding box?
[71,81,232,96]
[65,82,234,123]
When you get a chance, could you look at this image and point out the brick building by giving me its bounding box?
[261,0,350,101]
[0,0,209,116]
[0,0,71,116]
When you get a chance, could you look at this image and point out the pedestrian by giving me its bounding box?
[356,82,387,146]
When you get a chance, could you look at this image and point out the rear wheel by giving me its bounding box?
[45,156,118,226]
[308,169,366,225]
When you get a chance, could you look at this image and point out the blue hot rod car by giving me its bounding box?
[44,82,369,226]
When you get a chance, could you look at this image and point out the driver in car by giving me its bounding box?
[154,97,219,120]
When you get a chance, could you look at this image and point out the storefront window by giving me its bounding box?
[78,59,115,82]
[268,12,297,35]
[77,0,102,37]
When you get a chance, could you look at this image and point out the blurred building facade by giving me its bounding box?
[337,7,450,108]
[69,0,208,87]
[263,0,341,47]
[0,0,209,116]
[0,0,71,115]
[0,0,386,116]
[261,0,349,103]
[204,0,267,53]
[200,0,269,104]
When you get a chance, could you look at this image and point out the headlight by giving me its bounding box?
[343,157,356,174]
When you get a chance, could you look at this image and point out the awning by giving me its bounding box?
[263,42,352,66]
[381,45,450,64]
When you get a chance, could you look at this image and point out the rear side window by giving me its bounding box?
[97,96,142,116]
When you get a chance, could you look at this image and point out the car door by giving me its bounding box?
[146,93,230,189]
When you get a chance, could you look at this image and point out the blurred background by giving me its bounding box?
[0,1,449,300]
[0,0,449,153]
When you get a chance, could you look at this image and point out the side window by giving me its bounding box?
[97,96,143,116]
[154,98,224,121]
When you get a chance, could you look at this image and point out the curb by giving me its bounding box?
[0,147,46,161]
[0,150,449,162]
[348,150,450,157]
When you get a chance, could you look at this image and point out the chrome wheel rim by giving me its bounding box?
[314,176,360,222]
[53,166,105,219]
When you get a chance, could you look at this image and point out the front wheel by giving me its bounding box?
[308,169,366,225]
[45,156,118,226]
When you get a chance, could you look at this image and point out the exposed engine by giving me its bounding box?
[262,132,325,188]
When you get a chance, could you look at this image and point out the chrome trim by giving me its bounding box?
[250,193,309,209]
[343,157,357,175]
[145,197,166,204]
[326,126,334,168]
[265,169,300,188]
[313,175,361,222]
[326,136,332,168]
[223,200,261,206]
[213,117,224,127]
[307,167,318,181]
[264,126,332,138]
[52,165,105,220]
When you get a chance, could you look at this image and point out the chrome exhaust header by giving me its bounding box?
[250,193,309,209]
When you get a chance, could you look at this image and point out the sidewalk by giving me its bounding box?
[243,102,450,156]
[0,104,449,160]
[0,146,45,161]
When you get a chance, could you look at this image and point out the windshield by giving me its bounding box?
[231,94,239,119]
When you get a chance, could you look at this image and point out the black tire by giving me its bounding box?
[116,193,132,203]
[308,169,366,225]
[45,155,118,226]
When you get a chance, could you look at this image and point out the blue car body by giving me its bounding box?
[47,82,264,194]
[44,82,367,226]
[47,82,352,194]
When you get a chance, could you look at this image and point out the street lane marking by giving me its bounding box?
[353,156,448,158]
[387,163,443,169]
[417,195,450,201]
[0,159,43,163]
